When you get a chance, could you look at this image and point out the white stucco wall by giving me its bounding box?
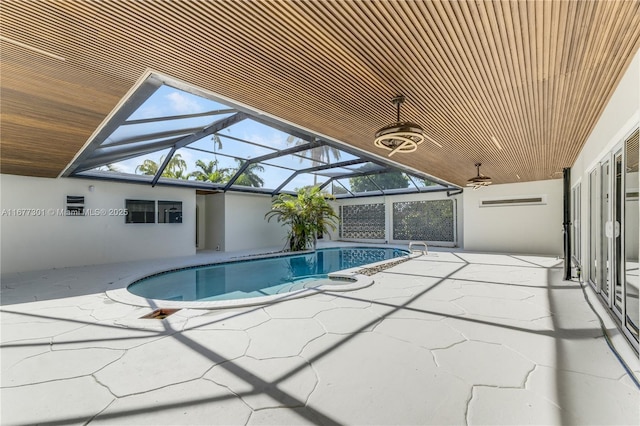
[195,194,206,250]
[463,180,564,256]
[0,174,196,273]
[223,192,288,252]
[204,193,225,251]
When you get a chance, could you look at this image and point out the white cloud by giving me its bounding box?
[135,104,163,120]
[243,131,290,152]
[166,91,204,115]
[112,158,139,174]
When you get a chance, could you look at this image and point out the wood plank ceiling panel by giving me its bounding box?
[1,0,639,186]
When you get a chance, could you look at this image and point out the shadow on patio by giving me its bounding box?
[1,252,638,425]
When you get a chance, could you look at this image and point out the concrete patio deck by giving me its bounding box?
[1,247,639,425]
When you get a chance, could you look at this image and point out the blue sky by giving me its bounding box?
[103,84,415,193]
[109,85,316,189]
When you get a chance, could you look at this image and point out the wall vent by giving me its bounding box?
[479,195,546,208]
[65,195,85,216]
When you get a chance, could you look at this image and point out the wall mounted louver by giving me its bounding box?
[374,95,425,156]
[479,196,546,207]
[65,195,85,216]
[467,163,492,190]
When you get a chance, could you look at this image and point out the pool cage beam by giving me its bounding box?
[270,158,368,195]
[405,174,443,193]
[318,167,394,193]
[65,72,463,196]
[122,108,237,126]
[149,112,249,187]
[73,137,187,173]
[223,140,322,191]
[331,179,355,197]
[319,167,460,198]
[94,126,205,149]
[248,113,318,145]
[76,112,248,177]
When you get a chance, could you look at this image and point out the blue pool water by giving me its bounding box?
[128,247,408,302]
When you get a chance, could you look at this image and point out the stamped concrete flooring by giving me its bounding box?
[1,250,639,425]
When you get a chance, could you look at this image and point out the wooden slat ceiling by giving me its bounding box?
[1,1,639,186]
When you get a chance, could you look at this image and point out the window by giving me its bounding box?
[126,199,155,223]
[158,201,183,223]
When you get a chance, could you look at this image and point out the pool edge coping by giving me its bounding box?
[105,248,418,310]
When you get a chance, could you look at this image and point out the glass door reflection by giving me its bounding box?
[601,159,611,300]
[614,151,623,316]
[625,129,639,341]
[589,169,598,288]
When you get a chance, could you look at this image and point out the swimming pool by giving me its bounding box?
[127,247,408,303]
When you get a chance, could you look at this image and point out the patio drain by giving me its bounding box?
[140,308,180,320]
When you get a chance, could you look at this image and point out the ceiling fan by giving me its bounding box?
[467,163,492,190]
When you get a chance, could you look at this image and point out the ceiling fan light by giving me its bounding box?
[467,162,492,189]
[374,96,425,156]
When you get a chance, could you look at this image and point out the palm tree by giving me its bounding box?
[191,159,230,183]
[135,159,159,176]
[231,159,265,187]
[168,168,190,180]
[265,186,339,251]
[162,154,188,179]
[212,134,223,150]
[135,153,189,179]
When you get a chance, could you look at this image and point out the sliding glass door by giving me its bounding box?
[601,158,611,300]
[624,130,639,341]
[589,129,639,345]
[613,150,623,317]
[589,169,598,288]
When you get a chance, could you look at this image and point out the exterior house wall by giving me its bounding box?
[463,180,564,256]
[223,192,288,252]
[204,193,225,251]
[0,174,196,273]
[196,194,206,250]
